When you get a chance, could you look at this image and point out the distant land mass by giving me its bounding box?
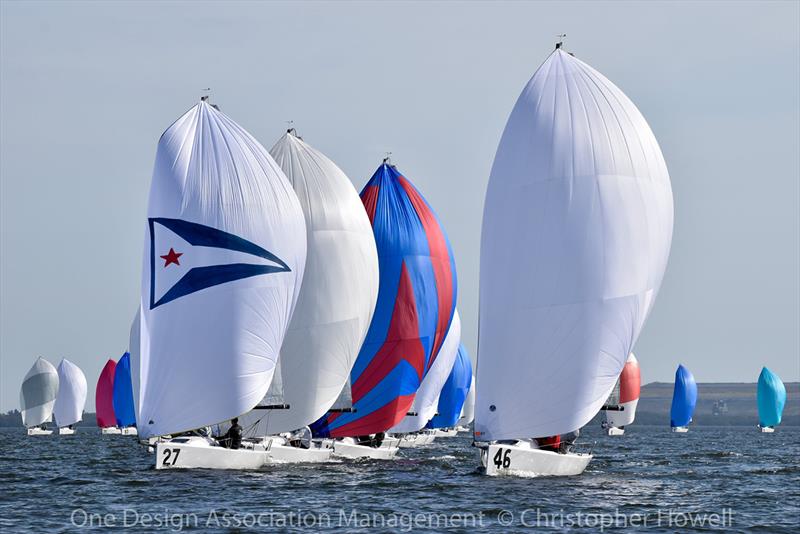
[3,382,797,428]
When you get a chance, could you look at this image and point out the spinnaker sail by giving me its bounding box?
[603,353,641,428]
[95,359,117,428]
[670,364,697,428]
[428,343,473,429]
[757,367,786,428]
[20,358,59,428]
[113,352,136,428]
[314,161,457,437]
[475,48,674,441]
[132,101,307,439]
[53,359,87,428]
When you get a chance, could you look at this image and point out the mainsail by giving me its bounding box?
[20,358,59,428]
[95,359,117,428]
[475,48,674,440]
[428,343,473,429]
[390,310,462,433]
[53,359,87,428]
[670,364,697,427]
[237,131,379,436]
[604,353,641,428]
[757,367,786,428]
[314,162,457,437]
[113,353,136,428]
[132,101,307,439]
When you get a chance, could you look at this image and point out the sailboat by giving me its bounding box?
[20,358,60,435]
[53,359,87,435]
[601,353,641,436]
[454,375,475,433]
[757,367,786,433]
[390,310,462,447]
[224,130,379,463]
[312,160,458,459]
[427,342,472,437]
[475,44,674,476]
[113,353,137,435]
[132,99,307,470]
[670,364,697,432]
[96,359,119,434]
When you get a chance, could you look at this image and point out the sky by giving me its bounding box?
[1,1,798,412]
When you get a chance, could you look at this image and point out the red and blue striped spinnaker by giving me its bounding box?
[312,162,457,437]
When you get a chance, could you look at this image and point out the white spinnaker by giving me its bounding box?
[476,49,673,440]
[19,358,59,427]
[457,375,475,426]
[134,102,307,439]
[53,359,88,428]
[390,310,461,433]
[237,132,379,436]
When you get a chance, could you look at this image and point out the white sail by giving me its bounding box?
[457,375,475,426]
[53,359,87,428]
[390,310,462,433]
[19,358,59,427]
[476,49,673,441]
[133,101,307,439]
[240,131,379,436]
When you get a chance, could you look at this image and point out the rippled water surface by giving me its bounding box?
[0,426,798,532]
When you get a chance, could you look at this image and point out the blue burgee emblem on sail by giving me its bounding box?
[149,217,290,309]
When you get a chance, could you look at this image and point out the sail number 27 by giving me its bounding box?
[493,448,511,469]
[162,448,181,467]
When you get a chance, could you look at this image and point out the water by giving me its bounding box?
[0,426,797,533]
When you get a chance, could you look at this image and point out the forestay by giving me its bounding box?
[95,359,117,428]
[133,101,307,439]
[20,358,60,428]
[390,310,462,433]
[428,343,473,429]
[53,359,88,428]
[476,48,674,440]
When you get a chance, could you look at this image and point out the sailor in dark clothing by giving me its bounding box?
[215,418,242,450]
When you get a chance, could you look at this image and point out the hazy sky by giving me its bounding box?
[1,1,798,411]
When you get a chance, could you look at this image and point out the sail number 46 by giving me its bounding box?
[162,448,181,467]
[493,448,511,469]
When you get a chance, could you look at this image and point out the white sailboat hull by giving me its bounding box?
[481,442,592,477]
[101,427,122,435]
[27,427,53,436]
[671,426,689,433]
[759,426,775,433]
[258,436,334,463]
[606,427,625,436]
[155,437,268,470]
[121,427,138,436]
[332,437,399,460]
[58,427,75,435]
[433,428,458,438]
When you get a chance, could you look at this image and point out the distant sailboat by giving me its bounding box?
[53,359,87,435]
[96,359,119,434]
[227,130,379,463]
[455,374,475,432]
[132,99,307,470]
[670,364,697,432]
[313,160,457,459]
[20,358,59,436]
[427,342,473,436]
[113,353,137,435]
[475,44,674,476]
[757,367,786,433]
[601,354,641,436]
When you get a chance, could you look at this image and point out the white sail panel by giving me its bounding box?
[457,375,475,426]
[244,132,380,435]
[19,358,59,427]
[134,102,307,439]
[53,359,87,428]
[390,310,462,433]
[476,49,673,440]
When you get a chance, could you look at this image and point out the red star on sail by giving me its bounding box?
[160,248,183,267]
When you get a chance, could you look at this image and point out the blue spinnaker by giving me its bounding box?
[427,344,472,429]
[670,364,697,428]
[113,352,136,427]
[757,367,786,428]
